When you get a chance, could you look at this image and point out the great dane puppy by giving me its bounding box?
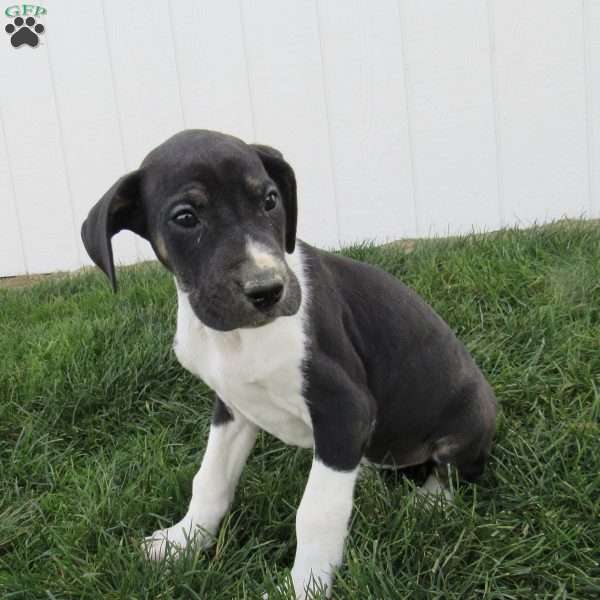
[81,130,496,599]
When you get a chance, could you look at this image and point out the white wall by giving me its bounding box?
[1,0,599,277]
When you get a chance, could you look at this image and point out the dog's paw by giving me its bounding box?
[143,529,182,561]
[142,518,214,561]
[411,472,453,509]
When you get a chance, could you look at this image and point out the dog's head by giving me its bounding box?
[81,130,301,331]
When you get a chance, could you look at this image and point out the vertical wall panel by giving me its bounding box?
[103,0,185,261]
[586,0,600,216]
[0,110,26,276]
[241,0,339,249]
[47,0,137,268]
[491,0,589,223]
[399,0,500,236]
[318,0,416,245]
[0,5,79,274]
[169,1,254,141]
[1,1,599,277]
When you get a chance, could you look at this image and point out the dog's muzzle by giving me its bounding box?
[242,269,285,311]
[243,276,284,310]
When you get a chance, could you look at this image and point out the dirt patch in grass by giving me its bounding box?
[0,273,56,289]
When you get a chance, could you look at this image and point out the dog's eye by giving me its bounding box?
[264,192,278,212]
[171,208,199,229]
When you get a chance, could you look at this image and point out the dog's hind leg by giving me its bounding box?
[414,407,494,507]
[428,379,496,486]
[415,399,495,506]
[418,464,453,501]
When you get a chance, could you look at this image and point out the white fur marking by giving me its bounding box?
[172,245,312,448]
[144,413,258,560]
[415,471,453,506]
[291,460,359,599]
[246,238,281,270]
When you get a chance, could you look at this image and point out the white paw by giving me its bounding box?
[142,517,213,561]
[412,472,453,509]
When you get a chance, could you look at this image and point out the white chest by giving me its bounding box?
[173,281,313,449]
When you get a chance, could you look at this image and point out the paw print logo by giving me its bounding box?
[5,16,45,48]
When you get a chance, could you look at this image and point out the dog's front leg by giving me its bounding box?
[289,387,370,599]
[290,459,359,598]
[144,396,258,560]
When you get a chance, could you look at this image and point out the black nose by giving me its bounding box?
[244,280,284,310]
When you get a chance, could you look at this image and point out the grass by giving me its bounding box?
[1,221,599,599]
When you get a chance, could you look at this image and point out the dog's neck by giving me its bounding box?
[171,243,313,444]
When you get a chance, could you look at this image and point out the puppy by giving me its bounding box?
[81,130,496,598]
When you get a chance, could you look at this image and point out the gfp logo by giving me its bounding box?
[4,4,46,48]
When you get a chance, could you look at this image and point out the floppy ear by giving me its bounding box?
[81,170,146,292]
[250,144,297,253]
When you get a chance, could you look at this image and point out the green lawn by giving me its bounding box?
[1,222,599,599]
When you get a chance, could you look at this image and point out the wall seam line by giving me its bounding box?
[315,0,343,249]
[0,104,28,274]
[167,0,187,129]
[486,0,505,227]
[238,0,257,141]
[101,0,127,170]
[100,0,141,261]
[582,0,596,217]
[396,0,419,237]
[44,32,81,268]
